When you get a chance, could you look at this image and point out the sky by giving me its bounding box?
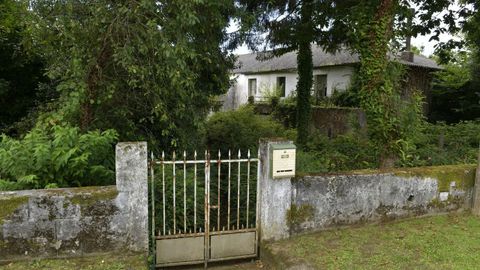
[230,3,463,57]
[232,30,455,57]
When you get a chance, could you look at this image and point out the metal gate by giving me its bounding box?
[149,150,260,268]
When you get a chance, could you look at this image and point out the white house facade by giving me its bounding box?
[221,46,440,111]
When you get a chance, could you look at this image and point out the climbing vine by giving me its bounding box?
[353,0,424,167]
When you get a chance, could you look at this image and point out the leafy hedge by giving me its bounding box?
[0,125,118,190]
[205,106,292,153]
[403,121,480,167]
[297,131,378,174]
[205,107,480,174]
[297,121,480,174]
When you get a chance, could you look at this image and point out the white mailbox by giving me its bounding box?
[270,143,296,179]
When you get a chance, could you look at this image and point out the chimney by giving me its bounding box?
[405,34,411,52]
[402,8,414,62]
[401,51,414,62]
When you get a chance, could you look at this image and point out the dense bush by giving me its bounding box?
[297,131,378,174]
[402,121,480,167]
[205,106,290,153]
[272,102,297,129]
[296,121,480,174]
[0,125,118,190]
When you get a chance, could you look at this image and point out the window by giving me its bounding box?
[314,75,327,99]
[276,77,286,97]
[248,78,257,97]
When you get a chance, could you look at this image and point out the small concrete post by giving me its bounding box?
[472,145,480,215]
[116,142,149,252]
[258,139,294,242]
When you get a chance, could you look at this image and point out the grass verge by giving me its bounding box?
[0,253,146,270]
[266,212,480,269]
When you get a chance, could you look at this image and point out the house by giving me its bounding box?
[221,45,441,112]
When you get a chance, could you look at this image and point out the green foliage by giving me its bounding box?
[235,0,357,147]
[295,120,480,174]
[28,0,235,151]
[0,125,118,190]
[401,121,480,167]
[272,102,297,129]
[205,106,288,152]
[296,131,378,174]
[0,0,49,136]
[430,51,480,123]
[429,55,480,123]
[259,84,283,107]
[295,10,314,146]
[340,0,457,167]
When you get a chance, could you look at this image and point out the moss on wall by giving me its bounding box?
[392,164,476,192]
[0,196,28,225]
[349,164,476,192]
[70,187,118,206]
[287,204,314,228]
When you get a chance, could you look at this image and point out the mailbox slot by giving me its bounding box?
[270,143,296,179]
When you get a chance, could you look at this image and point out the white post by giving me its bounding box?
[258,139,294,242]
[116,142,149,252]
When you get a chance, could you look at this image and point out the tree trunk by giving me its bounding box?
[295,0,313,146]
[357,0,396,166]
[80,39,111,131]
[379,152,398,168]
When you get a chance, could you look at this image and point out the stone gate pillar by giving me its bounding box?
[258,139,295,242]
[116,142,149,252]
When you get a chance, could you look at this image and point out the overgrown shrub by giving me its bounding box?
[0,125,118,190]
[205,106,288,152]
[272,102,297,128]
[402,121,480,167]
[296,120,480,174]
[297,131,378,174]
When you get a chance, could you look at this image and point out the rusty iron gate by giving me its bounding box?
[149,150,260,268]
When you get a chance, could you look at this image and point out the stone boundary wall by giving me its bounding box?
[0,142,148,262]
[257,140,476,243]
[288,165,476,235]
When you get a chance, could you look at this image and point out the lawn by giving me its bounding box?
[0,253,146,270]
[266,212,480,270]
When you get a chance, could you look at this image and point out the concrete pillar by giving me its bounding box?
[116,142,149,252]
[258,139,294,242]
[472,146,480,215]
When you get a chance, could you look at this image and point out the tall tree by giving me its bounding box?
[431,1,480,122]
[29,0,236,150]
[234,0,351,146]
[0,0,48,136]
[463,1,479,90]
[339,0,459,167]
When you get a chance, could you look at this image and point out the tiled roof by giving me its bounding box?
[233,45,440,74]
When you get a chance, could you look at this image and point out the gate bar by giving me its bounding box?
[246,150,250,228]
[237,150,241,230]
[227,150,231,230]
[204,151,210,269]
[194,150,197,233]
[173,151,176,234]
[162,151,166,235]
[150,151,155,238]
[217,150,221,230]
[183,151,187,232]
